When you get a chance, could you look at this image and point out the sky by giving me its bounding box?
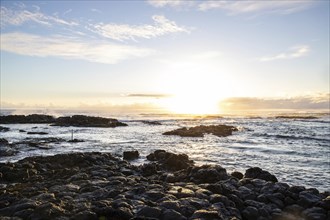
[0,0,329,114]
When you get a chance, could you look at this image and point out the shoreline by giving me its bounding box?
[0,151,329,219]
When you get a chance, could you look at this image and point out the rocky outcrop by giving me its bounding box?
[275,115,318,119]
[0,151,328,220]
[146,150,193,171]
[0,114,128,128]
[163,125,238,137]
[123,151,139,160]
[0,126,10,132]
[141,120,162,125]
[52,115,128,127]
[0,114,56,124]
[0,138,17,157]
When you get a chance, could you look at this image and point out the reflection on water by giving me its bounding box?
[1,115,329,191]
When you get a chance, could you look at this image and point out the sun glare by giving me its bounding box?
[157,61,232,115]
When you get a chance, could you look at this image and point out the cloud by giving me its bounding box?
[127,94,171,98]
[259,45,310,62]
[147,0,314,15]
[0,5,78,27]
[1,32,154,64]
[90,15,189,41]
[220,93,330,110]
[198,0,313,14]
[147,0,195,9]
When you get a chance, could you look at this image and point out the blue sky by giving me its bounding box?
[1,0,329,114]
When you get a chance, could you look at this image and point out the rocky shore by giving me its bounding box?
[0,114,127,128]
[0,150,328,220]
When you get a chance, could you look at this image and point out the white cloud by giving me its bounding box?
[198,1,313,14]
[1,32,154,64]
[147,0,195,8]
[90,15,189,41]
[259,45,310,62]
[0,6,78,28]
[147,0,314,15]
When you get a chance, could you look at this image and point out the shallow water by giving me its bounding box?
[1,114,329,192]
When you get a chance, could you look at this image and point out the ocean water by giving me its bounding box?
[1,113,329,192]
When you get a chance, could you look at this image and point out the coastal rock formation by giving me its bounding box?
[141,120,162,125]
[163,125,238,137]
[0,138,17,157]
[275,115,318,119]
[0,126,10,132]
[0,114,56,124]
[123,150,139,160]
[0,114,128,128]
[52,115,128,127]
[0,150,328,220]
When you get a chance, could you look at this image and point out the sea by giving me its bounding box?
[1,111,329,192]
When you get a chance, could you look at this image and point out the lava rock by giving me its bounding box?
[163,125,238,137]
[244,167,278,182]
[0,114,55,124]
[52,115,128,127]
[123,151,139,160]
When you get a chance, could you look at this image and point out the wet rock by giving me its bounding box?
[141,120,162,125]
[0,114,55,124]
[160,200,181,212]
[191,209,220,219]
[162,209,186,220]
[123,151,139,160]
[72,210,97,220]
[0,126,10,132]
[189,165,229,183]
[275,115,318,119]
[163,124,238,137]
[136,206,161,218]
[68,139,85,143]
[146,150,193,171]
[298,190,322,208]
[242,206,259,220]
[302,207,327,220]
[52,115,128,127]
[27,131,49,135]
[244,167,278,182]
[231,171,243,180]
[0,138,18,157]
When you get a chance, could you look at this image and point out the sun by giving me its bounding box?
[156,63,232,115]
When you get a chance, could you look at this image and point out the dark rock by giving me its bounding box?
[141,120,162,125]
[0,138,18,157]
[242,206,259,220]
[27,131,49,135]
[163,124,238,137]
[302,207,327,220]
[191,209,221,219]
[68,139,85,143]
[52,115,128,127]
[0,126,10,132]
[275,115,318,119]
[189,165,229,183]
[162,209,186,220]
[123,151,139,160]
[231,171,243,180]
[146,150,193,171]
[0,114,55,124]
[136,206,161,219]
[160,200,181,211]
[19,129,26,132]
[72,210,97,220]
[244,167,278,182]
[298,190,322,208]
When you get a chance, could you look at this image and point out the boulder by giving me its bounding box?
[0,126,10,132]
[146,150,193,171]
[244,167,278,182]
[123,151,139,160]
[163,125,238,137]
